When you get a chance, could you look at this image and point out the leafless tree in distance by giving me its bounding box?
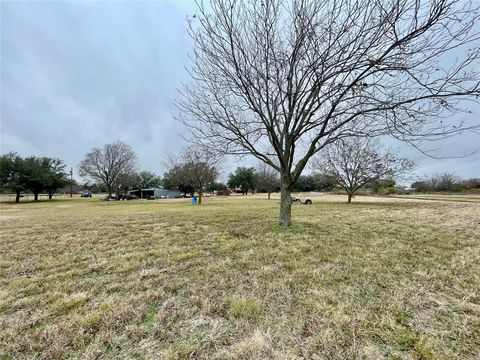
[78,141,137,196]
[437,172,461,190]
[177,0,480,226]
[168,147,220,204]
[255,163,280,200]
[429,174,440,191]
[311,137,415,203]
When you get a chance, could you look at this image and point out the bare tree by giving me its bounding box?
[413,172,464,191]
[312,137,415,203]
[177,0,480,226]
[437,172,461,190]
[167,147,219,204]
[429,174,440,191]
[78,141,137,196]
[255,163,280,200]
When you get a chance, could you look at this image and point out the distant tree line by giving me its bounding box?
[75,139,415,204]
[77,142,221,201]
[163,160,282,201]
[75,139,475,207]
[411,173,480,193]
[3,139,475,205]
[226,167,335,198]
[0,153,70,202]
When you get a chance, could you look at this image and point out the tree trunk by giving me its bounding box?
[48,193,53,200]
[16,190,21,203]
[34,193,39,201]
[267,191,271,200]
[279,181,292,227]
[198,191,202,204]
[347,193,352,203]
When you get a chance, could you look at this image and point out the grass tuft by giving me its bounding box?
[51,292,89,313]
[230,296,262,320]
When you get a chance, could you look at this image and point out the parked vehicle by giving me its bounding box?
[292,196,312,205]
[104,194,138,201]
[80,191,92,198]
[119,194,137,200]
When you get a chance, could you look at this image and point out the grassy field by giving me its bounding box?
[1,194,479,359]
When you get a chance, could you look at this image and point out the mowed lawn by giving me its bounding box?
[0,194,479,359]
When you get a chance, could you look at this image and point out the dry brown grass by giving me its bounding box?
[0,194,479,359]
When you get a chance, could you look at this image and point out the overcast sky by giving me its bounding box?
[1,0,479,184]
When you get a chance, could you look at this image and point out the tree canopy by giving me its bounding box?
[78,141,137,196]
[0,153,69,201]
[39,158,69,199]
[0,153,26,202]
[162,165,195,197]
[136,171,162,189]
[312,137,415,203]
[228,167,256,195]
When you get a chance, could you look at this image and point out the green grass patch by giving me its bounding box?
[230,296,262,320]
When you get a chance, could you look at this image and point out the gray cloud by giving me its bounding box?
[1,0,194,178]
[1,1,479,183]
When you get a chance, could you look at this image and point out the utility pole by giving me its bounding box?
[70,168,73,198]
